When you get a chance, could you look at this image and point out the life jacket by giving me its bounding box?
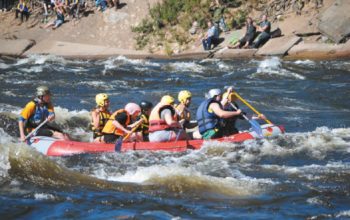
[91,108,111,138]
[139,114,149,135]
[175,103,191,122]
[25,99,51,132]
[102,109,130,136]
[148,104,177,132]
[196,98,222,135]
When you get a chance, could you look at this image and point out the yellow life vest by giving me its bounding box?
[91,108,111,138]
[102,109,130,136]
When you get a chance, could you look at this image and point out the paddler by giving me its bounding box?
[91,93,111,142]
[175,90,201,139]
[18,86,70,142]
[136,100,153,141]
[148,95,188,142]
[195,87,242,140]
[101,103,142,143]
[221,88,266,136]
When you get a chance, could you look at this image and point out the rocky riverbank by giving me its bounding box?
[1,0,349,60]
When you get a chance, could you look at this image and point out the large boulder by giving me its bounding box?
[0,39,35,57]
[256,35,301,56]
[318,0,350,43]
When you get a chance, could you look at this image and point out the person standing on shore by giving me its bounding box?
[18,86,70,142]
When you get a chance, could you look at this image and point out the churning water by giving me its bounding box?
[0,55,349,219]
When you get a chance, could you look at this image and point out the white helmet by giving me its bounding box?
[206,88,222,99]
[125,103,141,115]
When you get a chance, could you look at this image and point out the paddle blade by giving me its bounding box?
[114,136,123,152]
[249,119,263,138]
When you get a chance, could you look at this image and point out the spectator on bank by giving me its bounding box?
[15,0,30,23]
[96,0,107,11]
[252,14,271,48]
[228,17,256,49]
[210,0,228,33]
[41,5,64,29]
[202,20,219,51]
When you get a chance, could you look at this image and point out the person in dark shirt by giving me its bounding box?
[228,17,256,49]
[252,14,271,48]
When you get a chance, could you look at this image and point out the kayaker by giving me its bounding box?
[148,95,188,142]
[136,100,153,141]
[91,93,111,142]
[18,86,70,142]
[196,88,242,140]
[101,103,142,143]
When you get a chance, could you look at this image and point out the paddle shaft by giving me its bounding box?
[24,118,49,141]
[233,92,273,124]
[123,120,143,141]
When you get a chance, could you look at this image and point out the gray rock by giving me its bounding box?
[318,0,350,43]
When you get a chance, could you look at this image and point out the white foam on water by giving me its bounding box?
[34,193,56,201]
[254,57,305,80]
[294,59,315,65]
[0,129,13,182]
[0,62,10,69]
[14,54,67,66]
[19,66,43,73]
[77,80,116,90]
[106,165,275,197]
[166,61,205,73]
[336,210,350,218]
[2,91,16,97]
[54,107,90,125]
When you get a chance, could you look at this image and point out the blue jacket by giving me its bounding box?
[196,98,222,134]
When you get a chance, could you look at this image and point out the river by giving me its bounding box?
[0,55,349,219]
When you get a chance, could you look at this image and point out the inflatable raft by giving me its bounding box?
[28,124,284,156]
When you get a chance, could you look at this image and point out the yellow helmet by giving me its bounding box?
[178,90,192,103]
[161,95,175,105]
[95,93,109,107]
[223,92,237,102]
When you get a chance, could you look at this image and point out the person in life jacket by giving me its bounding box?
[101,103,142,143]
[175,90,201,139]
[195,87,242,140]
[18,86,70,142]
[91,93,111,142]
[221,88,267,136]
[135,100,153,142]
[148,95,188,142]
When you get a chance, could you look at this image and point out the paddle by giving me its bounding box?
[114,120,143,152]
[229,103,263,138]
[24,118,49,142]
[233,91,273,125]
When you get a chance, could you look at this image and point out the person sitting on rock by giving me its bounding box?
[15,0,30,24]
[41,3,65,30]
[228,17,256,49]
[252,14,271,48]
[96,0,107,11]
[202,20,219,51]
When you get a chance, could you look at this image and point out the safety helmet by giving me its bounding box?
[125,103,141,115]
[223,92,237,102]
[207,88,222,98]
[178,90,192,103]
[139,100,153,112]
[95,93,109,107]
[161,95,175,105]
[36,86,51,96]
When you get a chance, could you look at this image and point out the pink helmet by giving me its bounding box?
[125,103,141,115]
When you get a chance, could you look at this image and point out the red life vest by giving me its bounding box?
[148,104,178,132]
